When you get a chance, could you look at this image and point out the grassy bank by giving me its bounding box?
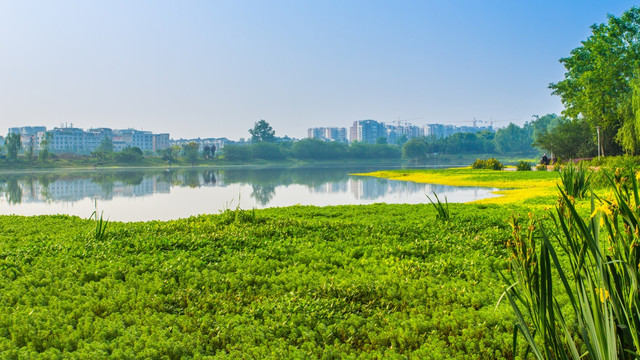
[0,202,547,359]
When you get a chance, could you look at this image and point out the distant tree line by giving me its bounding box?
[222,140,402,161]
[400,114,563,161]
[2,114,596,164]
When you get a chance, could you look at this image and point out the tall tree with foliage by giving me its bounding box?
[249,120,276,143]
[5,133,21,161]
[402,138,428,161]
[533,118,596,159]
[550,6,640,155]
[182,142,200,162]
[92,137,114,160]
[494,123,533,154]
[38,132,53,161]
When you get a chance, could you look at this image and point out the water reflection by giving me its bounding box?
[0,167,499,221]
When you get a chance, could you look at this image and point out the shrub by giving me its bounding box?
[471,159,486,169]
[471,158,504,170]
[535,164,547,171]
[516,161,532,171]
[484,158,504,170]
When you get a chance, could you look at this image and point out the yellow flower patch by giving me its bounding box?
[353,168,560,205]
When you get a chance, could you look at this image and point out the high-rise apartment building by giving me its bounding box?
[349,120,386,144]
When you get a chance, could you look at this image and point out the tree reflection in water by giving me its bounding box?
[6,177,22,204]
[250,184,276,205]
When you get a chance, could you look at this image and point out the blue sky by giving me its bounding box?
[0,1,638,140]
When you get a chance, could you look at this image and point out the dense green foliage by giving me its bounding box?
[114,147,144,162]
[533,118,596,159]
[221,141,401,162]
[0,203,529,358]
[5,133,21,161]
[249,120,276,143]
[396,114,562,160]
[550,6,640,156]
[402,138,428,161]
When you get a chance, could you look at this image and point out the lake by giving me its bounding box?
[0,165,499,221]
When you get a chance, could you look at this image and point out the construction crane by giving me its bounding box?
[472,117,520,128]
[394,117,423,128]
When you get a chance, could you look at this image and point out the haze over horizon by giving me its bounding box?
[1,1,637,141]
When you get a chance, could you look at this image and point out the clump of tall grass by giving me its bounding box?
[90,210,109,240]
[558,162,591,198]
[220,197,259,224]
[426,192,450,222]
[501,168,640,359]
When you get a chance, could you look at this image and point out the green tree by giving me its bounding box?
[5,133,21,161]
[249,120,276,143]
[402,138,428,161]
[550,6,640,155]
[494,123,533,154]
[182,142,200,162]
[202,145,212,159]
[24,138,35,162]
[617,75,640,154]
[92,137,114,160]
[396,134,408,147]
[533,118,596,159]
[38,132,53,161]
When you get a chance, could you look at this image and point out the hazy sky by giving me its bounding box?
[1,1,638,140]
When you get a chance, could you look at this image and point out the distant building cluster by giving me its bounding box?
[8,125,170,154]
[309,120,494,145]
[306,127,348,142]
[170,137,230,151]
[6,118,496,156]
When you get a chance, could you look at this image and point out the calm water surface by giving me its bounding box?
[0,166,500,221]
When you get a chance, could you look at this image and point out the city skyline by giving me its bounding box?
[1,1,637,140]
